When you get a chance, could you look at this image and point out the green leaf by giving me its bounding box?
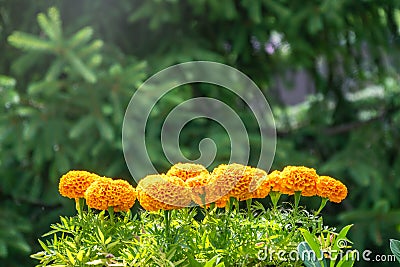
[76,249,84,262]
[66,248,75,264]
[37,13,57,40]
[69,116,94,139]
[65,51,96,83]
[96,119,115,141]
[0,240,8,257]
[97,227,105,244]
[8,32,52,51]
[68,27,94,48]
[335,251,357,267]
[331,225,353,258]
[390,239,400,263]
[299,228,323,260]
[297,242,323,267]
[0,75,16,88]
[47,7,62,38]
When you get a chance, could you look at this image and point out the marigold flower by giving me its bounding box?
[59,170,100,199]
[166,162,209,182]
[208,163,268,201]
[185,172,213,205]
[208,163,248,200]
[316,176,348,203]
[279,166,318,196]
[240,167,268,200]
[215,195,229,208]
[84,177,137,212]
[137,174,191,211]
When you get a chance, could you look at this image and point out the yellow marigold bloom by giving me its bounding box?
[166,162,209,182]
[316,176,348,203]
[84,177,137,212]
[59,170,100,199]
[137,174,191,211]
[279,166,318,196]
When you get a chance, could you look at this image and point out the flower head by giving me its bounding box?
[279,166,318,196]
[84,177,137,212]
[59,170,100,199]
[240,167,268,200]
[185,172,213,206]
[316,176,348,203]
[208,163,267,201]
[137,174,191,211]
[166,163,209,182]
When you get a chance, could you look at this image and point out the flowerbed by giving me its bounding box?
[32,163,355,266]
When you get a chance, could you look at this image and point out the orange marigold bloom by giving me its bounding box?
[137,174,191,211]
[59,170,100,199]
[279,166,318,196]
[208,163,268,201]
[185,172,213,205]
[215,195,229,208]
[266,170,284,192]
[316,176,348,203]
[84,177,137,212]
[208,163,248,200]
[166,162,209,182]
[241,167,268,200]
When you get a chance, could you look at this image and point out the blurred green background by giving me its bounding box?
[0,0,400,266]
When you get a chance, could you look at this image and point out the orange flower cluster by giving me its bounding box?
[279,166,319,196]
[58,170,137,212]
[59,163,349,213]
[85,178,137,212]
[260,166,348,203]
[59,170,99,199]
[316,176,348,203]
[167,163,209,182]
[137,174,191,211]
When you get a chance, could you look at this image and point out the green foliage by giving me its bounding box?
[299,225,356,267]
[31,199,337,267]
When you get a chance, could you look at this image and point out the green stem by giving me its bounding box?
[164,209,171,241]
[75,198,85,217]
[107,206,115,224]
[294,191,301,215]
[269,191,281,210]
[315,198,329,216]
[246,198,252,218]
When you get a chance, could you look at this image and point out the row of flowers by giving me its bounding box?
[58,163,348,212]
